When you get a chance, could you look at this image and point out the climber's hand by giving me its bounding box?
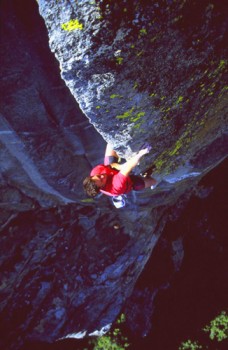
[120,144,152,176]
[138,143,152,156]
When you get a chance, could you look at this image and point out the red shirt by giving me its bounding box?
[90,165,133,196]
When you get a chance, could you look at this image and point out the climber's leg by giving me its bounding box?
[130,175,155,190]
[130,175,157,191]
[143,177,157,189]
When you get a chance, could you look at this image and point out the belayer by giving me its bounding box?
[83,144,157,199]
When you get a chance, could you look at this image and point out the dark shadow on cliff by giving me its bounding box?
[126,158,228,350]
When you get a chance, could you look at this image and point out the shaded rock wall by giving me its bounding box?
[0,0,105,222]
[123,159,228,349]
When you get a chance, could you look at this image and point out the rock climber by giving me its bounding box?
[83,143,157,197]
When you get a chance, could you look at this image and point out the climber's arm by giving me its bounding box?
[104,143,122,169]
[120,148,150,176]
[104,143,119,159]
[110,162,122,170]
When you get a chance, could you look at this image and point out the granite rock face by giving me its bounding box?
[0,1,227,349]
[39,0,227,172]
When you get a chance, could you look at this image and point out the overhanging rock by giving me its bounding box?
[38,0,227,178]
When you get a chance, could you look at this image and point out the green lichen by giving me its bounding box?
[116,57,123,65]
[116,108,146,123]
[130,116,141,122]
[96,106,101,109]
[218,59,226,70]
[208,59,227,78]
[154,158,166,172]
[81,198,94,203]
[137,112,145,118]
[169,138,184,156]
[160,106,169,113]
[97,15,103,20]
[154,129,193,171]
[176,96,184,104]
[154,103,222,173]
[110,94,123,99]
[132,122,143,129]
[139,28,147,35]
[116,107,134,119]
[61,19,83,31]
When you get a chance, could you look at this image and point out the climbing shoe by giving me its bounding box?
[112,195,126,208]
